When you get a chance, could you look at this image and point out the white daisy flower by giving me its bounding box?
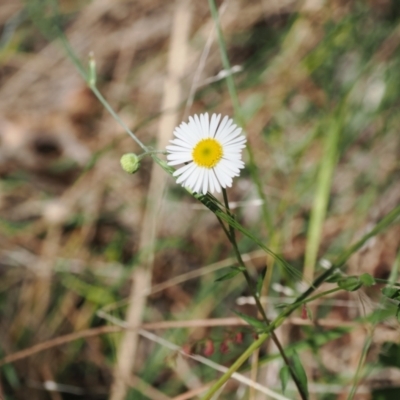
[166,113,246,194]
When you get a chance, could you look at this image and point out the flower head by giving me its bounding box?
[120,153,141,174]
[166,113,246,194]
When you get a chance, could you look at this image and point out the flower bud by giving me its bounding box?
[120,153,140,174]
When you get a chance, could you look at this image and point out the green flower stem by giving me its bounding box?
[46,22,148,153]
[138,150,167,159]
[220,189,274,326]
[290,287,341,309]
[207,0,241,120]
[89,85,148,152]
[207,0,273,235]
[220,189,308,400]
[203,332,271,400]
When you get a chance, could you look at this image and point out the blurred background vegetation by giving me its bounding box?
[0,0,400,399]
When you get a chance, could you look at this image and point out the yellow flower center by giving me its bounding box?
[192,138,223,168]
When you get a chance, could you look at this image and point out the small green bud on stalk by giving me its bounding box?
[120,153,141,174]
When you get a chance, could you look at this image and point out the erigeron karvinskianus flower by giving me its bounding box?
[166,113,246,194]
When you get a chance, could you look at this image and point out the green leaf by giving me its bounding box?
[291,350,309,399]
[233,310,266,331]
[215,267,241,282]
[359,273,376,287]
[2,362,20,388]
[61,275,114,305]
[382,287,400,300]
[275,302,290,309]
[256,267,267,296]
[325,273,342,283]
[338,276,362,292]
[279,365,290,394]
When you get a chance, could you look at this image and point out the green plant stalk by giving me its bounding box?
[219,193,272,325]
[303,115,342,282]
[207,0,274,235]
[207,0,241,119]
[202,204,400,399]
[220,190,308,400]
[247,147,274,233]
[48,21,149,153]
[201,195,306,281]
[251,230,280,400]
[89,85,148,151]
[207,14,278,395]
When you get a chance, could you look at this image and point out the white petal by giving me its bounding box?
[222,152,245,160]
[167,150,192,158]
[220,161,243,170]
[174,127,197,147]
[190,115,203,139]
[185,168,198,189]
[166,144,191,152]
[193,167,204,193]
[214,169,231,189]
[208,169,215,193]
[202,169,209,194]
[219,127,243,143]
[168,158,190,166]
[197,168,206,192]
[221,158,242,169]
[217,122,239,142]
[209,114,221,138]
[223,151,244,159]
[215,115,229,139]
[223,144,246,152]
[223,147,246,154]
[168,139,193,149]
[175,163,197,181]
[209,169,221,193]
[167,154,192,163]
[185,119,202,141]
[200,113,210,138]
[219,160,241,175]
[227,162,244,169]
[221,133,246,146]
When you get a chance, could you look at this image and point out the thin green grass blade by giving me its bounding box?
[207,0,274,234]
[303,113,342,282]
